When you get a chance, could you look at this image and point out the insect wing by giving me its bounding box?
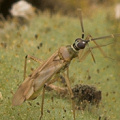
[30,56,65,100]
[12,77,33,106]
[12,51,65,106]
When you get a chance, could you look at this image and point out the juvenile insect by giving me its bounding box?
[12,9,120,120]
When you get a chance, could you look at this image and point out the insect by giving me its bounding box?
[12,9,120,120]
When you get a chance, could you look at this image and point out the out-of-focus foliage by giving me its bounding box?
[27,0,119,16]
[0,0,119,18]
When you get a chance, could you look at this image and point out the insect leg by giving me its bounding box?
[92,41,113,60]
[46,84,67,94]
[78,49,84,60]
[63,67,75,120]
[85,35,96,63]
[46,75,59,85]
[79,42,114,62]
[79,49,91,62]
[26,55,43,63]
[87,44,96,63]
[39,85,46,120]
[40,75,60,120]
[24,55,43,80]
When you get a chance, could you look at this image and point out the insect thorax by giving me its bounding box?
[58,45,78,62]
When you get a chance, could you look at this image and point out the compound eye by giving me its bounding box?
[75,38,82,42]
[77,41,86,49]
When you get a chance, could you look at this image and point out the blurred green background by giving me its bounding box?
[0,0,120,120]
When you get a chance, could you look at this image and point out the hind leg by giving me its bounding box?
[24,55,43,80]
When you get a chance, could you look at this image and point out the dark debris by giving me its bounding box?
[46,83,102,110]
[72,84,101,109]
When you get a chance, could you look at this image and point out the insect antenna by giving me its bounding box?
[90,42,114,49]
[91,34,120,41]
[78,9,84,39]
